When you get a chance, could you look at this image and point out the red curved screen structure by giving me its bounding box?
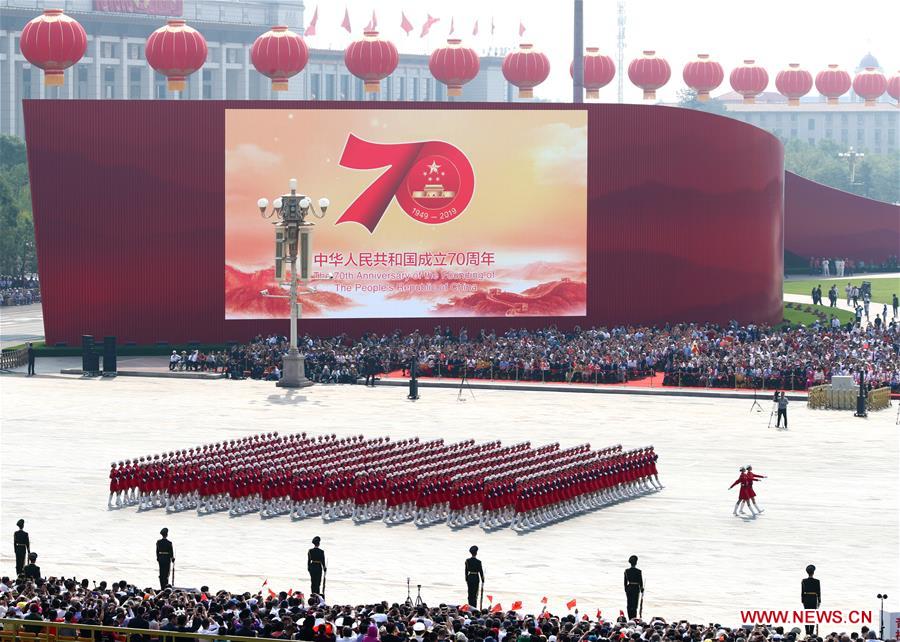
[784,171,900,263]
[23,101,783,345]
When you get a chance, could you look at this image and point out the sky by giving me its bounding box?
[302,0,898,103]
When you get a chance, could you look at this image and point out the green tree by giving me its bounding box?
[0,135,35,280]
[676,88,728,116]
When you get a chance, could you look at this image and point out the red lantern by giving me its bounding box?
[775,63,813,106]
[146,20,207,92]
[627,50,670,100]
[345,30,399,94]
[815,64,851,105]
[570,47,615,100]
[853,67,886,106]
[19,9,87,86]
[429,39,480,97]
[502,44,550,99]
[729,59,769,104]
[887,71,900,105]
[682,53,723,102]
[251,26,308,92]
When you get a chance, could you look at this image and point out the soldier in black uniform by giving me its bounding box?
[156,528,174,589]
[22,552,41,582]
[801,564,821,635]
[13,519,30,576]
[307,536,326,597]
[624,555,644,620]
[26,343,36,376]
[464,546,484,608]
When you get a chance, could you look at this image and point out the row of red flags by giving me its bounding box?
[305,6,527,39]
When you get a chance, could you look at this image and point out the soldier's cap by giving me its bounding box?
[469,545,479,554]
[16,519,24,527]
[312,536,321,545]
[806,564,816,574]
[628,555,638,565]
[160,528,169,536]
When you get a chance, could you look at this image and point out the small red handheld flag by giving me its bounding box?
[491,604,503,614]
[596,610,602,620]
[619,610,625,618]
[567,599,577,610]
[511,601,523,611]
[459,604,470,613]
[487,595,494,603]
[540,596,548,604]
[582,614,589,621]
[267,588,277,598]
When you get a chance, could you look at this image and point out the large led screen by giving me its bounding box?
[225,109,587,319]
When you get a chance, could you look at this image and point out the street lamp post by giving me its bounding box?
[837,146,865,185]
[257,178,329,388]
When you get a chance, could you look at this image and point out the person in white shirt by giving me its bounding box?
[169,351,180,371]
[822,258,829,276]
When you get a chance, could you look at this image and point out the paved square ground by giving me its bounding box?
[1,375,897,624]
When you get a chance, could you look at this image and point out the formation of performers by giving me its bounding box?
[108,432,662,531]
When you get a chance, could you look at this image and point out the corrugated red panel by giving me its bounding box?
[23,100,784,345]
[784,171,900,262]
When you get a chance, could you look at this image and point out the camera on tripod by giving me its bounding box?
[405,577,424,606]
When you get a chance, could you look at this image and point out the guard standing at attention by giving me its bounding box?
[156,528,174,589]
[624,555,644,619]
[802,564,821,635]
[307,536,326,596]
[14,519,30,576]
[464,545,484,608]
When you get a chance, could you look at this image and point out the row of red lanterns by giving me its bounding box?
[18,9,900,107]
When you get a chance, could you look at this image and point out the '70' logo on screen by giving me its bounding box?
[335,135,475,233]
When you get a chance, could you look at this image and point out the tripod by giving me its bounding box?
[405,578,413,607]
[457,366,475,402]
[414,584,424,607]
[750,387,763,412]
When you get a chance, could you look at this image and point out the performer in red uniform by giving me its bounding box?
[729,467,750,516]
[745,465,766,514]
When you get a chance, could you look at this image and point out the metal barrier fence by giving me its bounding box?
[867,386,891,412]
[0,618,262,642]
[0,348,27,370]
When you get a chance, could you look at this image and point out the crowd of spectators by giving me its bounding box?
[807,256,898,277]
[178,319,900,392]
[0,275,40,306]
[0,575,885,642]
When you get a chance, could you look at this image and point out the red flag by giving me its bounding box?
[449,16,455,35]
[400,11,413,35]
[487,595,493,603]
[567,599,577,610]
[490,604,503,614]
[287,589,293,596]
[511,601,523,611]
[261,578,268,586]
[305,6,318,36]
[200,593,208,601]
[472,19,478,36]
[582,615,589,621]
[365,9,377,31]
[420,14,440,37]
[540,596,548,604]
[596,610,602,620]
[267,588,277,598]
[490,16,495,35]
[541,611,552,620]
[459,604,470,613]
[519,21,526,37]
[341,7,351,33]
[619,610,625,618]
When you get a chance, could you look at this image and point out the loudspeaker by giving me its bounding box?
[81,335,100,376]
[103,336,117,374]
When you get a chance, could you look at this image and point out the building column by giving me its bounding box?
[93,38,102,99]
[120,38,129,98]
[6,32,16,134]
[219,46,227,99]
[243,46,250,99]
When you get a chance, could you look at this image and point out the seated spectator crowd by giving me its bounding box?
[0,576,883,642]
[178,320,900,392]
